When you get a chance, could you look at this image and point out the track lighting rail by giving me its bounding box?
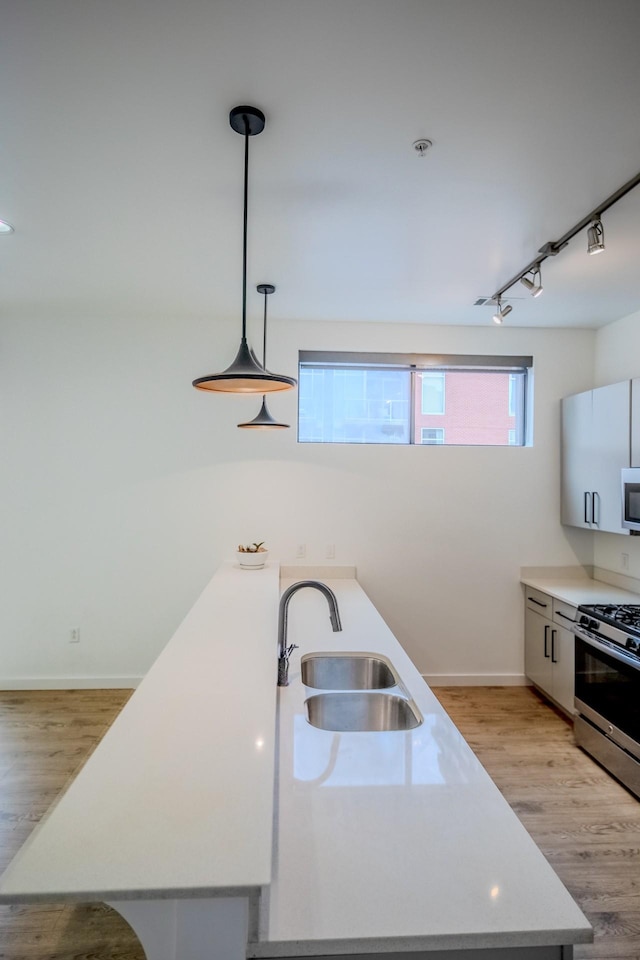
[490,168,640,303]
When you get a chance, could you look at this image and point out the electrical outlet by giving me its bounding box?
[621,552,630,571]
[69,628,80,643]
[326,544,335,559]
[296,544,306,559]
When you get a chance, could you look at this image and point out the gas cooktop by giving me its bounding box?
[576,603,640,655]
[578,603,640,633]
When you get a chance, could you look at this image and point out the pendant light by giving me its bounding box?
[192,106,297,394]
[238,285,290,430]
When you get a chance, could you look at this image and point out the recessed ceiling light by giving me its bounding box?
[0,220,14,234]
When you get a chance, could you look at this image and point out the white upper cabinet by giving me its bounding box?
[561,390,593,528]
[561,380,630,534]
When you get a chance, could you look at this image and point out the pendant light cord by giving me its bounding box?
[261,288,268,404]
[262,289,268,366]
[241,114,250,342]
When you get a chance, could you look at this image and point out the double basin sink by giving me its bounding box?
[302,654,422,732]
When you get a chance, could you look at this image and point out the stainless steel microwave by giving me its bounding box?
[621,468,640,531]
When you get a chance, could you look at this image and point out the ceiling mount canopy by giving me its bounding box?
[238,285,291,429]
[192,106,297,394]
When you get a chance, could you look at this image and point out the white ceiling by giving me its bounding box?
[2,0,640,328]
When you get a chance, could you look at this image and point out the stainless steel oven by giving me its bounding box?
[573,607,640,799]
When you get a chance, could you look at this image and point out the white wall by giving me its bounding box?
[593,307,640,579]
[0,313,595,686]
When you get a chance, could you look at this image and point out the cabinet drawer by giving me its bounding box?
[525,588,552,615]
[553,598,577,629]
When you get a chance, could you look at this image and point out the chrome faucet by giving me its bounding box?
[277,580,342,686]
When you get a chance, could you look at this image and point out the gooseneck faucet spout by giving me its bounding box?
[277,580,342,686]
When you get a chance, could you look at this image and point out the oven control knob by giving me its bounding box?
[589,619,600,631]
[579,615,590,627]
[625,637,639,653]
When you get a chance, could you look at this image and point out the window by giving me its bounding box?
[421,428,445,444]
[508,374,516,416]
[298,352,532,445]
[421,372,445,414]
[297,366,410,444]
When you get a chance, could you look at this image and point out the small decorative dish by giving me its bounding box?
[237,542,268,569]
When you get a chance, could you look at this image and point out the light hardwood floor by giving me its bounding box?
[433,687,640,960]
[0,690,143,959]
[0,687,638,959]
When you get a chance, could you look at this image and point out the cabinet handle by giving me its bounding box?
[591,491,599,526]
[555,610,575,623]
[544,624,550,658]
[551,628,557,663]
[584,491,591,524]
[528,596,548,608]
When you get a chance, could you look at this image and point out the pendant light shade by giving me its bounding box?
[192,106,297,395]
[238,284,291,429]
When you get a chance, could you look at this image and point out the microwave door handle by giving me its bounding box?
[584,491,591,525]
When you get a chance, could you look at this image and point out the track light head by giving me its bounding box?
[520,266,543,298]
[493,301,512,324]
[587,218,605,255]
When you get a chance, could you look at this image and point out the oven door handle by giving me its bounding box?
[573,626,640,671]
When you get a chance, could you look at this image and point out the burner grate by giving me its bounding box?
[582,603,640,633]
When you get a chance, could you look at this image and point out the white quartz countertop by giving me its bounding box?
[250,577,592,957]
[0,563,280,902]
[521,574,640,606]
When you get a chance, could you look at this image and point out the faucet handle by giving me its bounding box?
[277,644,299,687]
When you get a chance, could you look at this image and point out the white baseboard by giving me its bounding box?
[424,674,530,687]
[0,677,141,690]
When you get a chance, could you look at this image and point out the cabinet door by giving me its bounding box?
[524,608,553,695]
[561,389,593,528]
[591,380,630,534]
[550,624,575,715]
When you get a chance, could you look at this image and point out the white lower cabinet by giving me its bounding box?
[524,590,575,716]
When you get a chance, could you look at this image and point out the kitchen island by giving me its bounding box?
[0,564,591,960]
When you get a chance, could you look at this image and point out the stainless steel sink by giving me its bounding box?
[301,654,398,690]
[305,692,422,731]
